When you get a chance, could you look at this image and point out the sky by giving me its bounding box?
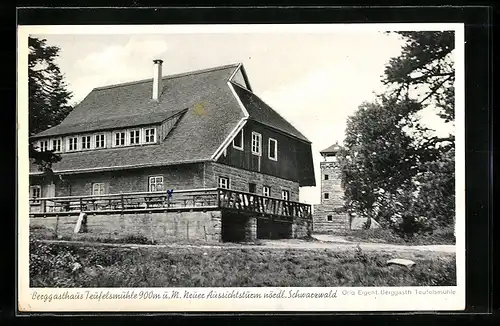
[32,28,455,205]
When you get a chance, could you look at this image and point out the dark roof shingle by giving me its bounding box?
[30,63,314,181]
[320,142,341,154]
[31,64,245,173]
[231,82,310,143]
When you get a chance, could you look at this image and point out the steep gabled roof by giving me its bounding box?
[30,64,245,173]
[231,82,310,143]
[34,64,241,138]
[29,63,314,182]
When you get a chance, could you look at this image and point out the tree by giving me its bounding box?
[339,98,420,218]
[384,31,455,123]
[339,31,456,237]
[29,36,73,172]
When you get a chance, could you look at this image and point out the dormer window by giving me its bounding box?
[39,140,48,152]
[52,139,61,152]
[144,127,156,144]
[68,137,78,151]
[114,131,126,147]
[81,135,91,150]
[95,134,105,148]
[130,129,140,145]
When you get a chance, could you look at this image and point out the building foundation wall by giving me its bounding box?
[30,210,222,243]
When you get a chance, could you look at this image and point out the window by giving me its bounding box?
[92,183,105,196]
[95,134,105,148]
[327,215,333,222]
[30,185,41,204]
[251,132,262,156]
[233,128,244,150]
[324,174,329,180]
[39,140,48,152]
[263,186,271,197]
[81,135,91,150]
[144,128,156,143]
[282,190,290,201]
[52,139,61,152]
[268,138,278,161]
[114,132,125,147]
[324,193,329,199]
[68,137,78,151]
[218,177,230,189]
[149,176,164,192]
[130,129,141,145]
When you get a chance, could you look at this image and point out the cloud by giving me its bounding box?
[70,37,169,103]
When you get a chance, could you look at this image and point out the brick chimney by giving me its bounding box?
[152,59,163,101]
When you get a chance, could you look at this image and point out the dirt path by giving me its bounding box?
[311,234,456,253]
[38,234,455,254]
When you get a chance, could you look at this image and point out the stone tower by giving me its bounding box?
[312,142,349,232]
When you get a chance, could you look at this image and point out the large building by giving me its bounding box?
[28,60,316,243]
[312,142,350,232]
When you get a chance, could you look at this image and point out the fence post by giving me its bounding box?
[121,194,124,211]
[54,214,59,238]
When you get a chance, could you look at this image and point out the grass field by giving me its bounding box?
[30,239,456,288]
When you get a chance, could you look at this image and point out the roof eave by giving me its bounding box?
[248,118,312,144]
[29,158,212,176]
[239,63,253,92]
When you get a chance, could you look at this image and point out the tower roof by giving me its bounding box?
[320,141,341,155]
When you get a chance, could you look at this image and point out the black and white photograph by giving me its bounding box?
[18,23,465,312]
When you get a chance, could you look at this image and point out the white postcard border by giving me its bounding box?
[17,22,465,312]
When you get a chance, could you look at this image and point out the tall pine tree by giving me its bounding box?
[339,31,456,236]
[29,36,73,172]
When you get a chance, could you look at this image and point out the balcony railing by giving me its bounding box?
[28,188,312,219]
[218,189,312,219]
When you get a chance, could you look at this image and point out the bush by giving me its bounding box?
[29,238,82,287]
[341,227,455,245]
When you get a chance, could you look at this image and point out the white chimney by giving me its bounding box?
[152,59,163,101]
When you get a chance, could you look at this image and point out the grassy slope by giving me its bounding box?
[321,227,456,246]
[30,240,456,288]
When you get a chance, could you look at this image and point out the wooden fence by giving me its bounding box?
[29,188,312,220]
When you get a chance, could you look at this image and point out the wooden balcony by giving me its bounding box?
[28,188,312,220]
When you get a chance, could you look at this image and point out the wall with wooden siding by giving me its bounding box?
[217,120,314,186]
[205,162,300,202]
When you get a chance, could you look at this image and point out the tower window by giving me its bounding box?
[324,174,329,180]
[327,215,333,222]
[324,193,329,199]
